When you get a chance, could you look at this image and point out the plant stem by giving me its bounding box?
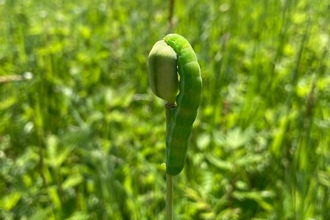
[165,103,175,220]
[166,174,173,220]
[167,0,175,32]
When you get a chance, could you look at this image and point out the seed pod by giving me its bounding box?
[148,40,178,104]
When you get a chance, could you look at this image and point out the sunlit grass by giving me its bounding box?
[0,0,329,219]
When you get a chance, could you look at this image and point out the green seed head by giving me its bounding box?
[148,40,178,104]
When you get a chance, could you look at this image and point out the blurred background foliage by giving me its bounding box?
[0,0,329,219]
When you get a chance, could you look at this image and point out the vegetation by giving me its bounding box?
[0,0,329,219]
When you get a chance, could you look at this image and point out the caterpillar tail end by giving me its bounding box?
[165,148,186,175]
[166,165,184,176]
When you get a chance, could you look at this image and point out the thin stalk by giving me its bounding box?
[168,0,175,25]
[166,174,173,220]
[165,103,175,220]
[168,0,175,31]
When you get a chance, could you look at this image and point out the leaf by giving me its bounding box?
[0,192,21,211]
[29,208,52,220]
[46,134,75,168]
[213,127,254,150]
[0,96,16,110]
[233,191,274,211]
[200,212,216,219]
[197,133,211,150]
[48,186,62,209]
[201,171,214,193]
[236,154,264,167]
[66,211,89,220]
[317,171,330,187]
[62,174,83,190]
[205,153,234,171]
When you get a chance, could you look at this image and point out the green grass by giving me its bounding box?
[0,0,329,219]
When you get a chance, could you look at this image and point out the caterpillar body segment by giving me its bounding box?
[164,34,202,175]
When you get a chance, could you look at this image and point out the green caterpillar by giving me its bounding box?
[148,33,202,175]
